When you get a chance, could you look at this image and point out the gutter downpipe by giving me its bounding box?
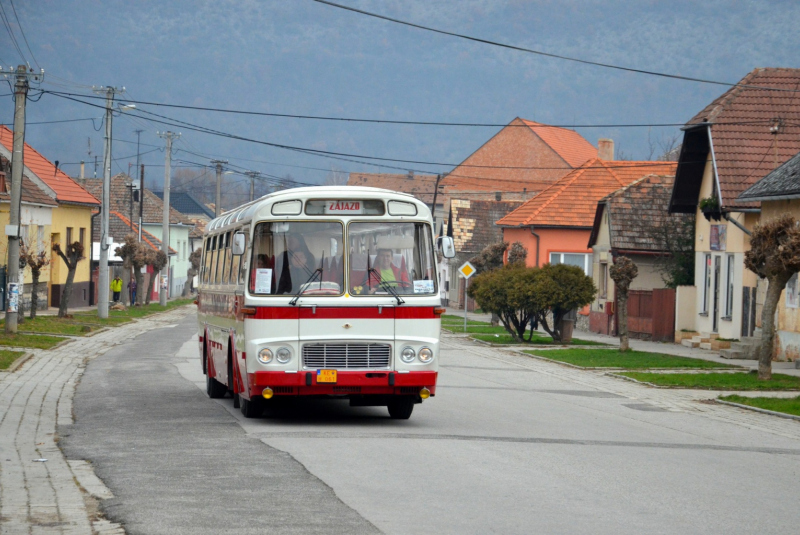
[708,125,753,236]
[529,226,540,266]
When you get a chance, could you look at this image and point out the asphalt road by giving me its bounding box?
[62,313,800,534]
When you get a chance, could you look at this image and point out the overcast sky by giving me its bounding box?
[2,0,799,193]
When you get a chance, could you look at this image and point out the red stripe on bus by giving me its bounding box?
[249,306,437,320]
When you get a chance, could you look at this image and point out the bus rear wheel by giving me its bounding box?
[206,370,227,399]
[240,396,264,418]
[387,398,414,419]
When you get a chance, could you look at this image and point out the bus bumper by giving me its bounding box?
[247,370,437,397]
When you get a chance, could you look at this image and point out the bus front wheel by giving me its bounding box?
[240,396,264,418]
[387,398,415,420]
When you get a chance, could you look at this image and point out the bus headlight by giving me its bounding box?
[257,348,273,364]
[418,347,433,363]
[276,347,292,364]
[400,346,416,363]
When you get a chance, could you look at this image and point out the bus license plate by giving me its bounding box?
[317,369,337,383]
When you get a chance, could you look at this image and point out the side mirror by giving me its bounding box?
[438,236,456,259]
[232,232,246,255]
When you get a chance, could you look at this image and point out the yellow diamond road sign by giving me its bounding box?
[458,261,476,279]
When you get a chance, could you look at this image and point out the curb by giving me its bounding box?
[4,350,34,373]
[513,351,745,372]
[716,399,800,422]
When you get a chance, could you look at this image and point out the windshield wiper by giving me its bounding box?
[368,267,405,306]
[289,267,322,306]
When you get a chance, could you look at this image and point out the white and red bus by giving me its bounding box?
[196,186,456,419]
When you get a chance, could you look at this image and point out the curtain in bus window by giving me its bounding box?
[209,237,218,284]
[249,221,343,295]
[203,238,213,283]
[222,232,232,283]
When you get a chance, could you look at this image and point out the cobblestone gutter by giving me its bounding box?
[0,306,193,535]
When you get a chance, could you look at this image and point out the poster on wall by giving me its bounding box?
[710,225,727,251]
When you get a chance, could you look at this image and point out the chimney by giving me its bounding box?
[407,170,414,180]
[598,138,614,160]
[80,160,85,179]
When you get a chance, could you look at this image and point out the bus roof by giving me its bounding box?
[205,186,432,233]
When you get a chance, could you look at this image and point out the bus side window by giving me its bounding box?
[209,236,218,285]
[230,228,241,284]
[214,233,225,284]
[221,232,232,284]
[202,237,212,284]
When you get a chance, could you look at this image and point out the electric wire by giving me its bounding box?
[7,0,39,70]
[38,89,785,129]
[0,1,25,64]
[310,0,800,93]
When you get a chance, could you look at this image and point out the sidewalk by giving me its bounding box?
[0,305,194,534]
[444,306,800,378]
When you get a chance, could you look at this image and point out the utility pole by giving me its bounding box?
[245,171,260,202]
[158,131,180,306]
[132,129,143,229]
[2,65,43,334]
[138,164,144,242]
[211,159,227,217]
[430,174,442,226]
[93,85,125,319]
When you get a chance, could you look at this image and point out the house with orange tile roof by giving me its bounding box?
[586,174,690,339]
[442,117,600,196]
[668,68,800,344]
[0,126,100,309]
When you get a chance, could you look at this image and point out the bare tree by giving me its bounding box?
[324,166,349,186]
[20,239,50,320]
[52,241,85,318]
[144,249,167,305]
[610,256,638,351]
[115,234,148,306]
[744,214,800,380]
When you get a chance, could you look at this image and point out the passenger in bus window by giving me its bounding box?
[277,235,316,294]
[368,248,410,293]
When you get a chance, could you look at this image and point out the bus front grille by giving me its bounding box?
[302,343,392,369]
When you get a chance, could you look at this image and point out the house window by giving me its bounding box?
[38,226,44,247]
[702,253,711,314]
[66,227,73,245]
[549,252,592,276]
[79,228,85,249]
[724,255,734,318]
[20,224,28,242]
[787,273,799,309]
[599,262,608,299]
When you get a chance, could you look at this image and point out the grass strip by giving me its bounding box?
[1,316,96,336]
[620,371,800,390]
[0,333,66,349]
[719,395,800,417]
[526,349,736,369]
[471,333,604,346]
[442,325,510,334]
[73,298,195,324]
[0,349,26,370]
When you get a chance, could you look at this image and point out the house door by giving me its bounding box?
[712,256,721,333]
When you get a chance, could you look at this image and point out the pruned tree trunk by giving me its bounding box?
[29,269,40,319]
[59,267,77,318]
[135,269,145,306]
[145,271,155,305]
[757,274,791,380]
[618,294,629,351]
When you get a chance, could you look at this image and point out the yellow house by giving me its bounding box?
[668,68,800,344]
[738,151,800,361]
[0,126,100,308]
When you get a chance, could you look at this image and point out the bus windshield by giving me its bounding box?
[348,222,436,296]
[250,221,344,295]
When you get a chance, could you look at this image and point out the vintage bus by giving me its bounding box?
[196,186,455,419]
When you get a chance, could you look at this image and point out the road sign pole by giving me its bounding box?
[464,278,468,332]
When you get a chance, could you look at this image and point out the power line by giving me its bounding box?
[7,0,39,69]
[43,90,731,176]
[38,89,786,129]
[310,0,800,93]
[0,1,26,64]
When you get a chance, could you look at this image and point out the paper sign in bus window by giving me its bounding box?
[255,269,272,294]
[413,280,434,294]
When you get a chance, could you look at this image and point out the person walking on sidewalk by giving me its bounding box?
[128,278,137,305]
[111,276,123,303]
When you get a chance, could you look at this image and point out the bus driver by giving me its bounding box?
[368,248,410,293]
